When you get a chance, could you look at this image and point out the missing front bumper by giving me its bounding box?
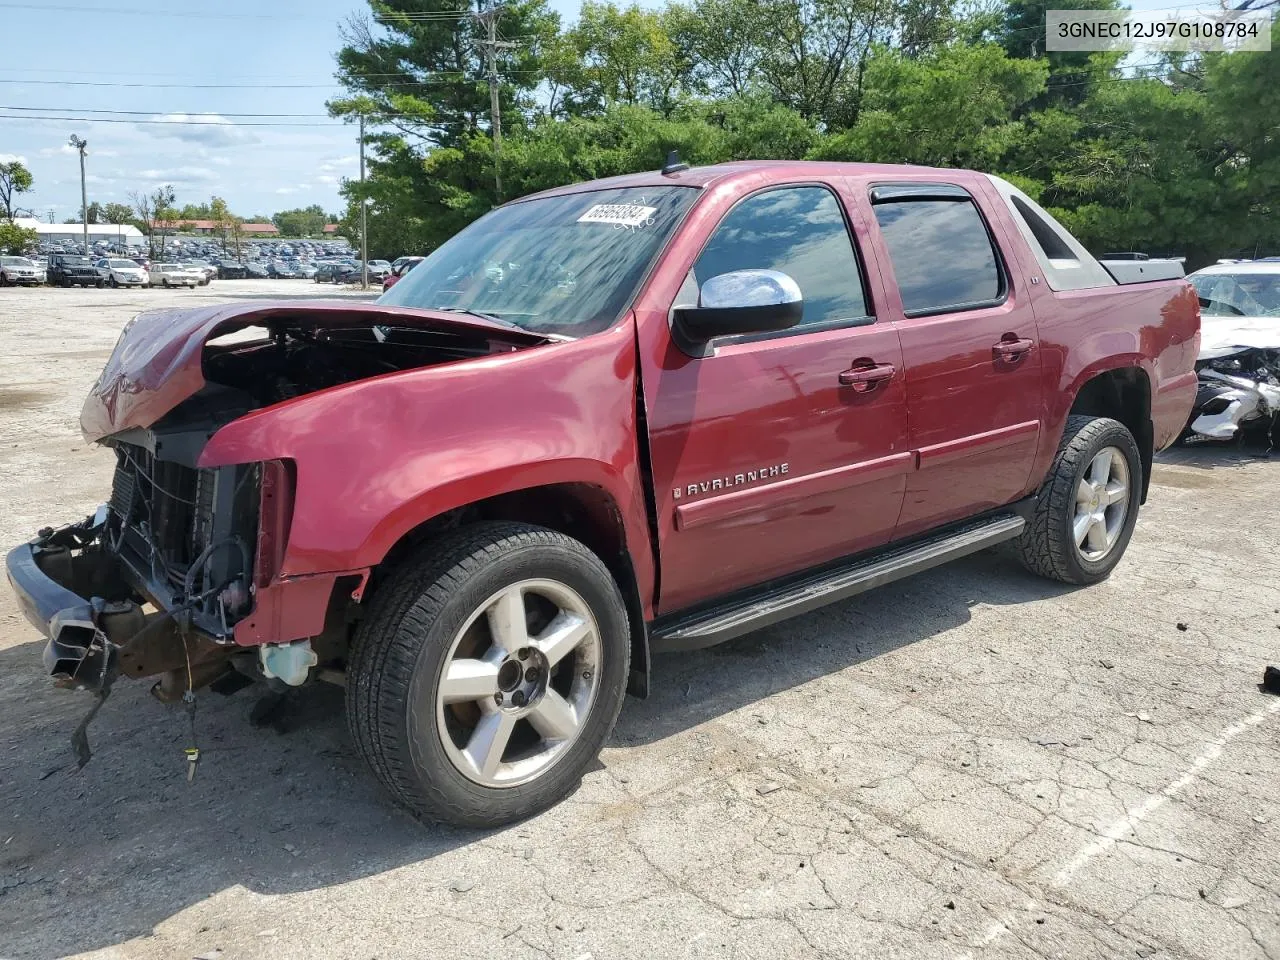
[5,509,233,697]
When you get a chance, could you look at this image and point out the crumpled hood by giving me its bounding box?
[81,299,549,443]
[1199,315,1280,360]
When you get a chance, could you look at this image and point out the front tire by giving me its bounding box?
[1016,415,1142,585]
[347,522,630,827]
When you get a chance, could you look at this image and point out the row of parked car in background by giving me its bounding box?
[0,249,408,289]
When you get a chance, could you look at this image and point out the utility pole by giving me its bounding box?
[69,135,88,255]
[472,5,517,202]
[359,112,368,290]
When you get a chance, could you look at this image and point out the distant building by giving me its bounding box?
[147,220,279,237]
[14,217,144,248]
[149,219,220,235]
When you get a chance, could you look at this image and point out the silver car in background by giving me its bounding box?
[0,255,45,286]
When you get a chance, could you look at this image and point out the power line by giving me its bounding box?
[0,63,1184,130]
[0,113,345,127]
[0,105,338,118]
[0,70,544,90]
[0,2,333,19]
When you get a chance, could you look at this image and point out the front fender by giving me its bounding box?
[197,321,652,592]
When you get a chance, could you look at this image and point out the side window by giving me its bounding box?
[693,186,868,328]
[1009,195,1075,262]
[872,198,1003,316]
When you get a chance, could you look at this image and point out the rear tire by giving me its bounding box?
[1016,415,1142,585]
[347,522,630,827]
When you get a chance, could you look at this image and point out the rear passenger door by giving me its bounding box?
[864,183,1044,538]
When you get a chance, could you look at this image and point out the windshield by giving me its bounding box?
[61,256,90,265]
[0,257,31,265]
[109,259,136,268]
[1190,272,1280,317]
[379,186,698,336]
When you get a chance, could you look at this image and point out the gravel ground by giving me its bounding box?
[0,281,1277,960]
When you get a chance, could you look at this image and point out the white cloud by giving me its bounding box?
[145,114,259,147]
[135,166,219,184]
[0,153,28,165]
[210,156,233,166]
[317,154,357,174]
[274,186,299,195]
[315,174,339,185]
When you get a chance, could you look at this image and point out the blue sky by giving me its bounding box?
[0,0,1219,222]
[0,0,587,221]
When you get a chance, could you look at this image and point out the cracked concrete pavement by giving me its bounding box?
[1,281,1277,960]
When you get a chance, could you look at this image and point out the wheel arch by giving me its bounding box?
[370,482,651,699]
[1067,365,1154,502]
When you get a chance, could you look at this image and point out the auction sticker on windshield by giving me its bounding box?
[577,204,658,227]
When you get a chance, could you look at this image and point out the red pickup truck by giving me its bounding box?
[7,161,1199,826]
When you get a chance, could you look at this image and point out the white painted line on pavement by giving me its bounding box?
[957,697,1280,958]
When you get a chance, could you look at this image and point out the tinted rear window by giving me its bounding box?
[873,199,1003,315]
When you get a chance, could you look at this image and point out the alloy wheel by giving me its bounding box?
[435,578,602,788]
[1073,446,1130,561]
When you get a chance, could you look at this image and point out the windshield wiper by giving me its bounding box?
[417,307,573,341]
[431,307,526,329]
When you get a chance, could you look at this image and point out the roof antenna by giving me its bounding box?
[661,150,689,175]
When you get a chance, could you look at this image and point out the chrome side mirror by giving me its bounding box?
[675,269,804,342]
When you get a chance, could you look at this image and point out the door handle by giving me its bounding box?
[993,336,1034,361]
[838,362,896,391]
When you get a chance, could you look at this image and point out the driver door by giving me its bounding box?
[637,182,910,613]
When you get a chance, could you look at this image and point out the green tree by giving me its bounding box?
[330,0,560,149]
[100,202,136,225]
[208,195,243,258]
[332,0,1280,267]
[272,204,328,237]
[998,0,1123,108]
[812,43,1047,168]
[130,184,177,258]
[0,220,37,253]
[565,3,695,116]
[0,159,34,220]
[174,201,215,220]
[668,0,763,98]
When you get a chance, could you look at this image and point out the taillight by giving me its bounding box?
[254,459,294,586]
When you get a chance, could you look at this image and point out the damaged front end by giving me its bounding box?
[7,299,555,761]
[1186,348,1280,444]
[7,504,250,702]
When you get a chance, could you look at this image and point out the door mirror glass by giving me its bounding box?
[675,269,803,341]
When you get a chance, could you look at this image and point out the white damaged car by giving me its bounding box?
[1185,260,1280,443]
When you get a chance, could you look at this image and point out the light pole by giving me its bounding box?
[68,135,88,255]
[358,112,368,290]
